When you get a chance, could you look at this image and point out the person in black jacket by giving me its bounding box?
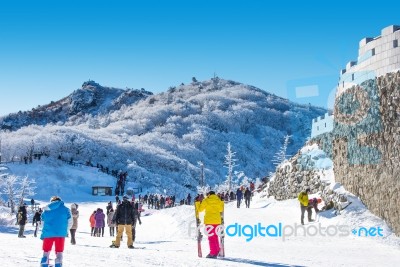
[17,205,27,238]
[131,202,142,242]
[244,187,252,208]
[32,208,42,237]
[110,195,136,248]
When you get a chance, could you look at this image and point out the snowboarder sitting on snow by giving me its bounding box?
[199,191,224,258]
[298,188,313,225]
[40,196,72,267]
[110,195,136,248]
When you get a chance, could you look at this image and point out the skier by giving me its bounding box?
[298,188,313,225]
[40,196,72,267]
[198,191,224,258]
[17,205,27,238]
[69,203,79,245]
[110,195,136,248]
[33,208,43,237]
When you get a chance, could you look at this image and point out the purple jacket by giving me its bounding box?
[94,210,105,228]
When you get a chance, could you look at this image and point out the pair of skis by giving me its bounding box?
[195,204,203,257]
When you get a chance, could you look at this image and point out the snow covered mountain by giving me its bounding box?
[0,78,327,192]
[0,80,153,130]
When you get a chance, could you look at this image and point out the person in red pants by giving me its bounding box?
[199,191,224,258]
[40,196,72,267]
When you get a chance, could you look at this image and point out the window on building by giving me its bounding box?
[317,126,319,131]
[394,40,398,48]
[352,73,354,81]
[372,48,375,56]
[325,123,326,127]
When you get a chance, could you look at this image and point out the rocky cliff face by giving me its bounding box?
[332,71,400,235]
[268,145,330,200]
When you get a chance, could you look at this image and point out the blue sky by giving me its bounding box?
[0,0,399,116]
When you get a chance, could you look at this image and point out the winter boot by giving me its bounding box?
[40,252,50,267]
[54,252,63,267]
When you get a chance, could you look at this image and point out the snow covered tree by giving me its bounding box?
[18,175,36,205]
[272,134,291,167]
[224,142,238,192]
[0,174,36,213]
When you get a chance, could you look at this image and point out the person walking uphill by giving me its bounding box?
[298,188,313,225]
[198,191,224,258]
[33,208,43,237]
[17,205,27,238]
[70,203,79,244]
[236,188,243,208]
[40,196,72,267]
[110,195,136,248]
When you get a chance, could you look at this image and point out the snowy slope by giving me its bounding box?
[0,162,399,267]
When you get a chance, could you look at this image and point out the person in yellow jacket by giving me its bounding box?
[198,191,224,258]
[298,188,313,225]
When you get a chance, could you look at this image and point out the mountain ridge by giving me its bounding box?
[0,78,327,191]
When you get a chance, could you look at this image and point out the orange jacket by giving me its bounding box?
[89,213,96,227]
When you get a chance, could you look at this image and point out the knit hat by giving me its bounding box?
[50,196,61,202]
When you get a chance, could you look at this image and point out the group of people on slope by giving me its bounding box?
[16,196,78,267]
[298,188,320,225]
[235,187,252,208]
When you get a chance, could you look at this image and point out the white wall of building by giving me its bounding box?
[337,25,400,95]
[311,113,334,138]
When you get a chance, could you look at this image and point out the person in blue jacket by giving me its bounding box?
[40,196,72,267]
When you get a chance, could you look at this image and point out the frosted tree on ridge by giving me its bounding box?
[224,142,238,193]
[272,134,291,167]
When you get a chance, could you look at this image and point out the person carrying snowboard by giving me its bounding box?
[198,191,224,258]
[40,196,72,267]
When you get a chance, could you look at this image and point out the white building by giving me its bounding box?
[337,25,400,95]
[311,112,334,138]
